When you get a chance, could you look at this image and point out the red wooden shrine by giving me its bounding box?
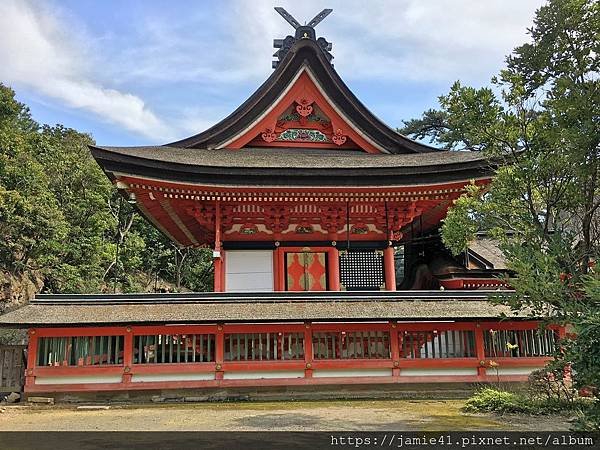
[0,8,558,396]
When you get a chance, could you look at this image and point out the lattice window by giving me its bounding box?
[313,331,391,359]
[484,329,558,358]
[339,250,384,290]
[224,333,304,361]
[134,334,215,364]
[37,336,124,366]
[401,330,476,359]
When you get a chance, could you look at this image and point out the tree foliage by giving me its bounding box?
[402,0,599,429]
[0,83,212,295]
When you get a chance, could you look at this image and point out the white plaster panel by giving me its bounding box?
[486,366,540,376]
[400,368,478,376]
[313,369,392,378]
[223,370,304,380]
[226,250,273,292]
[131,373,215,383]
[35,375,122,385]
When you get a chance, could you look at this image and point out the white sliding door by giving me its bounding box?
[225,250,274,292]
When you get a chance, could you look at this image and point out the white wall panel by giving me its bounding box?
[223,371,304,380]
[36,375,122,385]
[131,373,215,382]
[400,368,477,376]
[313,369,392,378]
[225,250,273,292]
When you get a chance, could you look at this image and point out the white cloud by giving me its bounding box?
[112,0,545,87]
[0,0,548,142]
[328,0,547,82]
[0,0,171,139]
[221,0,546,83]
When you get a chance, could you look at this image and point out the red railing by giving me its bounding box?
[24,321,562,392]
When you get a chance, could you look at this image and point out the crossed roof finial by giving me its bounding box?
[272,7,334,69]
[274,7,333,29]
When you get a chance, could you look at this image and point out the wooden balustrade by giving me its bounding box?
[24,321,560,392]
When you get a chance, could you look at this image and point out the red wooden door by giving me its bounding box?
[286,252,327,291]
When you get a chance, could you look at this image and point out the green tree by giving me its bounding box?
[0,83,213,297]
[401,0,599,428]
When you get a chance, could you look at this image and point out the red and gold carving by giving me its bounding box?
[319,206,345,234]
[295,98,314,117]
[261,128,278,142]
[351,223,369,234]
[186,204,216,228]
[265,205,290,234]
[295,222,314,234]
[239,223,258,235]
[332,129,347,146]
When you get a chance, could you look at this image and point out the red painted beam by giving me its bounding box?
[131,324,218,335]
[310,323,391,332]
[32,326,127,337]
[223,323,305,334]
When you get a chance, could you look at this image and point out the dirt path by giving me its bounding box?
[0,400,572,431]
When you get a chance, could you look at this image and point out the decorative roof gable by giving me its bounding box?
[169,37,440,154]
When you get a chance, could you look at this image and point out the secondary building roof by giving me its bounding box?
[0,291,531,327]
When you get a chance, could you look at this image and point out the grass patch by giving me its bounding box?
[464,388,587,415]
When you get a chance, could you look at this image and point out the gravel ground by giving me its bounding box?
[0,400,573,431]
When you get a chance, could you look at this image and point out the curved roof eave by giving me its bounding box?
[90,145,494,188]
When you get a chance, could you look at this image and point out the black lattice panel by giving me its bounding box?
[339,251,384,290]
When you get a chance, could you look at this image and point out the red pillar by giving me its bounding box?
[123,327,134,384]
[304,322,313,378]
[328,247,341,291]
[475,323,486,380]
[384,246,396,291]
[274,247,285,291]
[25,329,38,389]
[215,323,225,380]
[389,321,400,377]
[213,201,223,292]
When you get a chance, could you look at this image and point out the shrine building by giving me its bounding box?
[0,9,561,397]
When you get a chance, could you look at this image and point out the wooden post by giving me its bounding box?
[389,321,400,377]
[213,201,223,292]
[384,246,396,291]
[475,323,486,380]
[274,247,285,291]
[215,323,224,380]
[123,327,133,384]
[328,247,341,291]
[25,329,38,388]
[304,322,313,378]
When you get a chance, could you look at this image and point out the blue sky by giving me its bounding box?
[1,0,545,146]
